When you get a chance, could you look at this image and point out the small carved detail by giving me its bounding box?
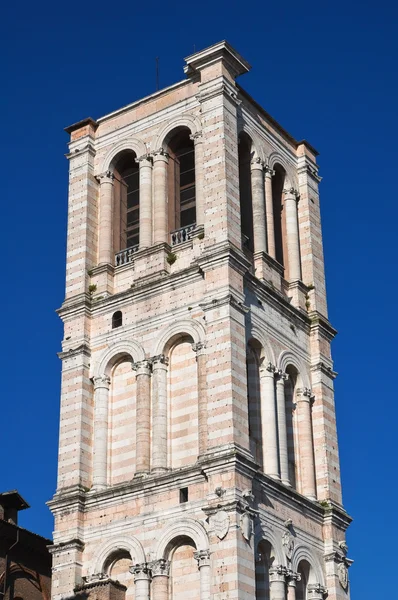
[282,530,295,562]
[210,510,230,540]
[338,562,349,591]
[240,512,253,542]
[92,375,111,390]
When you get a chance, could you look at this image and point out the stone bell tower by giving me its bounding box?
[48,41,352,600]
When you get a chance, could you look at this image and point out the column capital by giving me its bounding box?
[130,563,151,581]
[259,361,276,377]
[296,387,315,403]
[250,156,264,171]
[151,354,169,368]
[96,170,115,184]
[132,359,152,376]
[284,187,300,201]
[264,165,275,178]
[150,558,170,577]
[192,341,206,355]
[276,369,289,382]
[152,148,169,162]
[287,570,301,586]
[92,374,111,390]
[307,583,327,599]
[136,153,153,166]
[269,565,288,583]
[194,549,211,568]
[190,131,203,144]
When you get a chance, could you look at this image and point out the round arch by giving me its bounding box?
[267,152,297,188]
[101,137,148,173]
[153,318,206,356]
[155,518,209,560]
[91,535,146,575]
[94,339,146,377]
[254,522,285,566]
[277,350,310,388]
[291,545,325,586]
[247,327,276,366]
[152,114,202,151]
[238,123,266,162]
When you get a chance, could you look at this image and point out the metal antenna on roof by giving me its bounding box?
[193,44,196,52]
[156,57,160,91]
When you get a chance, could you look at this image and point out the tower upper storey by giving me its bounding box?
[63,40,327,319]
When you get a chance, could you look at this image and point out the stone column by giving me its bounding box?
[151,355,169,473]
[192,342,208,457]
[137,155,153,249]
[296,388,317,500]
[283,187,301,281]
[287,571,301,600]
[132,360,152,476]
[97,171,115,265]
[259,362,279,479]
[92,375,111,490]
[151,559,170,600]
[190,132,204,227]
[269,565,287,600]
[276,370,290,486]
[131,564,151,600]
[194,550,211,600]
[251,158,267,254]
[307,584,327,600]
[153,150,169,244]
[264,166,275,258]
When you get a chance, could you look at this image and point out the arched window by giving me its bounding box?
[285,365,299,490]
[112,311,123,329]
[238,132,254,252]
[167,129,196,241]
[296,560,311,600]
[272,164,286,266]
[255,540,273,600]
[113,151,139,252]
[246,341,262,467]
[104,550,133,593]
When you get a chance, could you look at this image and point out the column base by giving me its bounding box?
[133,470,150,479]
[151,467,170,475]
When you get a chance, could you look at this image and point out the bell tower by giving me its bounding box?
[49,41,352,600]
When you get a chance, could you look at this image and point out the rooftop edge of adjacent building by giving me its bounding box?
[64,40,319,157]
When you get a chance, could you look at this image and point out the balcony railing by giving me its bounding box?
[171,224,196,246]
[115,245,139,266]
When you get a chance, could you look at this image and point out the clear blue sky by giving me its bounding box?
[1,1,396,597]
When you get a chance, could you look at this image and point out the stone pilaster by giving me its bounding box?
[296,387,316,500]
[283,187,301,282]
[137,155,153,249]
[251,157,267,254]
[152,150,169,244]
[151,355,169,473]
[132,360,152,475]
[92,375,111,490]
[97,171,115,266]
[275,370,290,485]
[259,362,279,478]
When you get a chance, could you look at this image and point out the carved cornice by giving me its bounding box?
[58,344,91,360]
[199,293,249,315]
[66,141,96,160]
[48,538,84,555]
[297,164,322,183]
[310,361,337,379]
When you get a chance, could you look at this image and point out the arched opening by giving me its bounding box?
[112,311,123,329]
[167,129,196,242]
[113,151,140,253]
[247,341,263,467]
[255,539,274,600]
[285,365,299,490]
[104,550,134,599]
[167,536,199,600]
[238,132,254,252]
[167,335,198,469]
[296,560,311,600]
[272,164,286,266]
[109,358,137,485]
